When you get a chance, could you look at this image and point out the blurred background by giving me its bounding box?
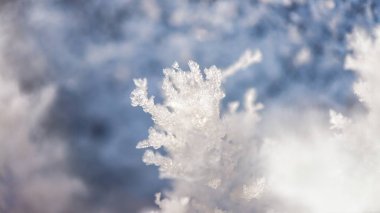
[0,0,379,212]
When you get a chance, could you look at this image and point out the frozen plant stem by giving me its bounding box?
[131,50,264,212]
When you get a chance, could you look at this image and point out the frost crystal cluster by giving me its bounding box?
[133,28,380,213]
[131,51,265,212]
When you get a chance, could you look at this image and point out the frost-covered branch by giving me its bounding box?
[133,26,380,213]
[222,50,262,81]
[131,51,265,212]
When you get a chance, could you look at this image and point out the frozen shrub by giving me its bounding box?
[133,27,380,213]
[131,51,266,212]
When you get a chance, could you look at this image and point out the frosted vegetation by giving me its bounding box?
[1,0,380,212]
[132,51,264,212]
[132,29,380,212]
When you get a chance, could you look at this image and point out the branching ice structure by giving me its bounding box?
[132,28,380,213]
[131,51,265,212]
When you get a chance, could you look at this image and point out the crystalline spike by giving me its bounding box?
[188,60,200,73]
[133,78,147,88]
[222,49,262,80]
[136,140,150,149]
[172,61,180,70]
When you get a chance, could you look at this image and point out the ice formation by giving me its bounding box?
[133,28,380,213]
[132,51,266,212]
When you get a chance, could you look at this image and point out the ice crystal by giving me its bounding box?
[133,27,380,212]
[132,51,265,212]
